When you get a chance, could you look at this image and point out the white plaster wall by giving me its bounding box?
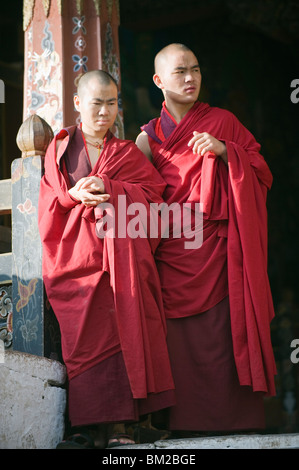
[0,350,66,449]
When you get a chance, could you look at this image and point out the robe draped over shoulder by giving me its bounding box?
[38,126,174,400]
[142,101,276,396]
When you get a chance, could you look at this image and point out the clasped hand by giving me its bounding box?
[68,176,110,206]
[188,131,227,163]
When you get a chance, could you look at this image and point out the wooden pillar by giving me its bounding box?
[11,115,61,358]
[22,0,123,137]
[12,0,123,357]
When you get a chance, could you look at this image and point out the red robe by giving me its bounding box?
[38,126,175,400]
[142,101,276,397]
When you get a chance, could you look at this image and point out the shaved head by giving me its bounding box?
[73,69,119,139]
[152,43,201,115]
[77,70,118,97]
[154,43,194,74]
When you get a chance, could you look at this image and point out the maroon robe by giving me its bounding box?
[142,101,276,431]
[38,126,175,426]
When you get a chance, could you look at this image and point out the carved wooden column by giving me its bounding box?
[12,115,61,358]
[23,0,123,137]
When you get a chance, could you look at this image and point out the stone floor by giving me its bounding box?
[110,433,299,449]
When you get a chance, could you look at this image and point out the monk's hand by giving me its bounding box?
[75,176,106,193]
[188,131,228,164]
[68,176,110,206]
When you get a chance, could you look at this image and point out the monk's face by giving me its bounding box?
[74,78,118,137]
[154,48,201,107]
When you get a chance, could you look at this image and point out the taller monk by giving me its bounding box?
[38,70,175,448]
[136,43,276,434]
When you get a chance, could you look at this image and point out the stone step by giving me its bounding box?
[111,433,299,449]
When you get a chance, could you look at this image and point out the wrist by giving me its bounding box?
[68,187,81,201]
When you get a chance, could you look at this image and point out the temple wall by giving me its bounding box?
[0,350,66,449]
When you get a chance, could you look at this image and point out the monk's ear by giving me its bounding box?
[74,94,80,112]
[153,73,164,90]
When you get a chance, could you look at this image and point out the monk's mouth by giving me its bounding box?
[185,87,197,93]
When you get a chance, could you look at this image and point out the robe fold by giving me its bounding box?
[142,101,276,398]
[38,126,175,403]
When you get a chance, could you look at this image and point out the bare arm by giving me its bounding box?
[136,131,153,162]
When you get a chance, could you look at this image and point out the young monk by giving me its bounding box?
[38,70,175,449]
[136,43,276,435]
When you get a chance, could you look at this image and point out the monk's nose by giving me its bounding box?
[98,105,109,115]
[185,73,193,82]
